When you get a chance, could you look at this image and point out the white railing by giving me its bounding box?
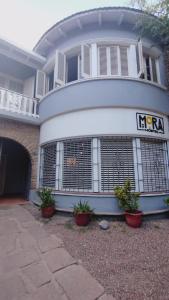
[0,88,39,118]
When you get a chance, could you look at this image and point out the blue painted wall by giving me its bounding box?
[39,78,169,122]
[30,189,169,215]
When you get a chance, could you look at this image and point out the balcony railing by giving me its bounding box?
[0,88,39,118]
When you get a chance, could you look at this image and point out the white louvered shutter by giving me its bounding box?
[81,44,91,78]
[100,137,135,191]
[120,46,129,76]
[110,46,118,75]
[99,46,107,76]
[35,70,46,98]
[136,39,144,78]
[63,139,92,191]
[140,139,169,192]
[41,143,56,188]
[54,51,66,86]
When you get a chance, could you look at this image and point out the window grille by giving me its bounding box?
[41,143,56,188]
[140,139,169,192]
[63,139,92,191]
[100,137,135,191]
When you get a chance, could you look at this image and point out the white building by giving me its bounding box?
[0,7,169,214]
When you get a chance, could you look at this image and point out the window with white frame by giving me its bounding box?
[98,45,129,76]
[62,139,92,191]
[140,138,169,192]
[143,54,158,83]
[100,137,135,191]
[41,143,56,188]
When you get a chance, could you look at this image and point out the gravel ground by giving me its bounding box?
[25,203,169,300]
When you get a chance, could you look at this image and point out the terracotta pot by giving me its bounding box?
[41,206,55,218]
[124,210,143,228]
[75,213,91,226]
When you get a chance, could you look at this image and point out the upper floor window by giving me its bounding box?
[143,54,158,83]
[98,45,129,77]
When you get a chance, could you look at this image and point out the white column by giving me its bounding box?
[92,138,99,192]
[132,138,139,192]
[91,43,98,77]
[135,138,144,192]
[55,142,63,190]
[128,44,138,77]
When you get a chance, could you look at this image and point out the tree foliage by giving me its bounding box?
[130,0,169,46]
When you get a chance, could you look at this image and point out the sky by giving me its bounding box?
[0,0,130,50]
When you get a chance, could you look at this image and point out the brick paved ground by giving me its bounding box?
[0,205,114,300]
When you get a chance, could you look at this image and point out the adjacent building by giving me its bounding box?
[0,7,169,214]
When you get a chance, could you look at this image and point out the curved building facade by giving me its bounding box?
[0,7,169,214]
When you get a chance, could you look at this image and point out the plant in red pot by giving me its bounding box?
[164,197,169,214]
[38,188,55,218]
[73,201,94,226]
[115,179,142,228]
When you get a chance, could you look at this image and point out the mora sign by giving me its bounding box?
[136,113,164,134]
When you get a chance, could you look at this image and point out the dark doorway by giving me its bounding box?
[0,138,31,198]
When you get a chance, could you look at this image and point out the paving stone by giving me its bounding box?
[10,206,36,223]
[0,273,29,300]
[0,234,18,256]
[0,248,40,274]
[22,261,51,287]
[43,248,76,273]
[19,232,37,250]
[55,264,104,300]
[98,294,116,300]
[38,235,63,253]
[30,282,67,300]
[26,223,48,240]
[0,219,21,235]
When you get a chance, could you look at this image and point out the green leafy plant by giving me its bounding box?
[164,197,169,206]
[38,188,55,209]
[73,200,93,215]
[114,179,140,213]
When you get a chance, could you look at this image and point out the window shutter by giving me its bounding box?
[81,44,91,78]
[41,143,56,188]
[35,70,46,98]
[120,46,129,76]
[54,51,66,86]
[151,58,158,83]
[98,46,107,76]
[136,40,144,78]
[100,137,135,191]
[140,139,169,192]
[110,46,118,75]
[63,139,92,191]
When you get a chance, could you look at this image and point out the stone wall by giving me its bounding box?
[0,118,40,190]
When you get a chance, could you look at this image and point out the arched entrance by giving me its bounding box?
[0,138,31,199]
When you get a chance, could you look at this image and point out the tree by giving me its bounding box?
[130,0,169,46]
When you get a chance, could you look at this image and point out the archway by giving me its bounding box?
[0,138,31,199]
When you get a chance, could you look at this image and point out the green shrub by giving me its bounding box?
[38,188,55,209]
[164,197,169,206]
[73,201,93,214]
[114,179,140,213]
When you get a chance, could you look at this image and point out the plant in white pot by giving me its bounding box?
[115,179,142,228]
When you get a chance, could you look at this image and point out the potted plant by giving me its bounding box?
[38,187,55,218]
[73,200,93,226]
[114,179,142,228]
[164,197,169,213]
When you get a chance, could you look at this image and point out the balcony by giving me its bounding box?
[0,88,39,120]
